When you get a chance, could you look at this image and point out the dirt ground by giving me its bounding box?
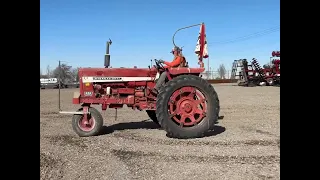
[40,84,280,180]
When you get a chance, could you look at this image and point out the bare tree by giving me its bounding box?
[52,63,73,82]
[46,65,52,78]
[40,68,49,78]
[71,67,80,82]
[217,64,226,79]
[40,75,49,78]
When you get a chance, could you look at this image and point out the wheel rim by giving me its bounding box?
[168,87,207,127]
[78,115,96,132]
[267,78,273,85]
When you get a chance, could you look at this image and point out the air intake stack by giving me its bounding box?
[104,39,112,68]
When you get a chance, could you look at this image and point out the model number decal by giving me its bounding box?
[84,92,92,96]
[92,77,122,80]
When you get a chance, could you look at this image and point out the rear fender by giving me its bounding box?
[167,67,205,75]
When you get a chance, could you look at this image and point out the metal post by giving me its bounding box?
[58,60,61,111]
[207,57,210,77]
[115,108,118,121]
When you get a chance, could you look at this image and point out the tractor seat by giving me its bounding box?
[180,56,189,67]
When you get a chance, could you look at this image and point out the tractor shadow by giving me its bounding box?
[166,125,226,139]
[99,117,226,138]
[99,120,160,135]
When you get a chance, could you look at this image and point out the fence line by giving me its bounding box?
[201,70,232,79]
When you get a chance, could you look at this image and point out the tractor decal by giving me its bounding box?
[82,76,153,83]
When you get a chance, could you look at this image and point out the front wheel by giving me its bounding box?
[156,75,220,139]
[72,107,104,137]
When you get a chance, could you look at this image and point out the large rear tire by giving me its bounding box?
[146,110,160,125]
[72,107,104,137]
[156,75,219,139]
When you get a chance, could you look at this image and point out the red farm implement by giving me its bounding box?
[233,51,280,87]
[58,23,220,139]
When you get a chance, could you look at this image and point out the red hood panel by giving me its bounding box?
[78,68,157,77]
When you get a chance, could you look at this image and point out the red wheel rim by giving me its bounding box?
[78,115,96,132]
[168,87,207,127]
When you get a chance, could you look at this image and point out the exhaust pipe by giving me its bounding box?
[104,38,112,68]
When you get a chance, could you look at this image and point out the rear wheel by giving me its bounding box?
[146,110,160,125]
[156,75,219,139]
[72,107,103,137]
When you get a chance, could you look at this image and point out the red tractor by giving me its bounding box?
[59,23,220,139]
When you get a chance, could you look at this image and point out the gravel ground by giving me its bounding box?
[40,84,280,180]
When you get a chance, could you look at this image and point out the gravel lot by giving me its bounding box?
[40,84,280,180]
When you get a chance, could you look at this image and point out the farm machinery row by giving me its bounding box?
[58,23,220,139]
[232,51,280,87]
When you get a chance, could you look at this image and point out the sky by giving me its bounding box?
[40,0,280,72]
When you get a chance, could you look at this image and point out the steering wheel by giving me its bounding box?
[154,59,165,70]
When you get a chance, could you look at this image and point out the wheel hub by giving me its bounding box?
[78,116,95,132]
[267,78,273,85]
[180,99,194,114]
[168,87,207,127]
